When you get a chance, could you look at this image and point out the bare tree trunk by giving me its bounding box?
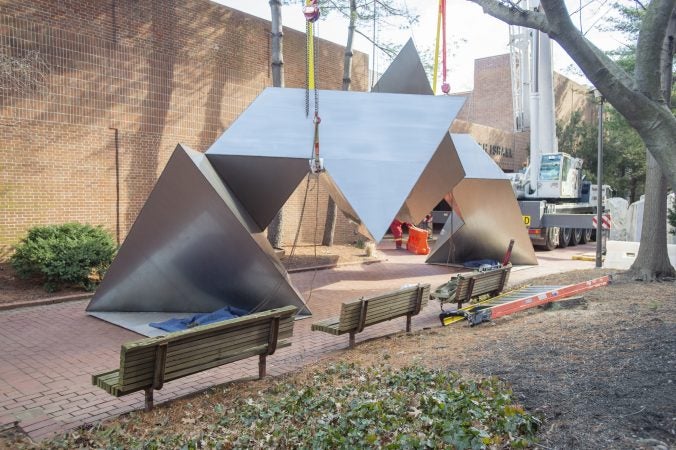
[628,12,676,280]
[268,0,285,249]
[269,0,284,87]
[341,0,357,91]
[322,198,338,246]
[322,0,357,247]
[629,153,675,280]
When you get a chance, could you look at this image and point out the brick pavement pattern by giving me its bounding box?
[0,246,595,440]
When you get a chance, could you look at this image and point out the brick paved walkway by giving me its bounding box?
[0,245,596,439]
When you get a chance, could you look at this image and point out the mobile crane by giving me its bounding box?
[507,1,609,250]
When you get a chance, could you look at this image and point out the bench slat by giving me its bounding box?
[337,286,430,332]
[165,321,294,359]
[312,284,431,340]
[335,301,427,330]
[94,306,297,404]
[119,324,294,384]
[117,340,293,395]
[338,288,429,308]
[310,320,342,335]
[165,340,292,381]
[437,266,511,305]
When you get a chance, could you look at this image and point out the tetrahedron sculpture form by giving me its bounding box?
[88,39,536,335]
[372,38,434,96]
[426,135,538,265]
[372,38,537,265]
[87,144,310,320]
[206,87,466,241]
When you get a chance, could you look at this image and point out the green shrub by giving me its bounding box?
[10,223,117,292]
[668,201,676,235]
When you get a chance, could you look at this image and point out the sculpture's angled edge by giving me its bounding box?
[87,144,310,318]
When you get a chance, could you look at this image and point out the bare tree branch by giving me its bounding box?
[466,0,551,32]
[354,28,397,57]
[539,0,638,106]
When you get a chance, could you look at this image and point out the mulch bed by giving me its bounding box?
[345,270,675,449]
[0,263,85,306]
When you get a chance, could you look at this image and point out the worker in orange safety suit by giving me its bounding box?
[390,219,404,249]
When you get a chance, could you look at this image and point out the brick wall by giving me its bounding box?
[452,54,594,172]
[0,1,369,258]
[458,54,515,131]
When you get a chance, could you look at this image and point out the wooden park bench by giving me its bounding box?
[432,264,512,309]
[311,284,431,348]
[92,305,297,410]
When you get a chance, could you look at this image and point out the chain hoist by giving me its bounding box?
[303,0,323,173]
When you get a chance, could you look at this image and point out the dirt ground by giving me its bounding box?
[0,263,84,305]
[345,270,675,449]
[279,243,382,271]
[2,269,673,449]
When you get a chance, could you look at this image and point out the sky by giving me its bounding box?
[214,0,628,93]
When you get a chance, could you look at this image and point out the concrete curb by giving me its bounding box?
[0,292,93,312]
[0,259,384,309]
[287,258,382,274]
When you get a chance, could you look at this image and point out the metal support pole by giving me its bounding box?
[595,96,604,268]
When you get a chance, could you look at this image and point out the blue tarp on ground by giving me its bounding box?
[463,259,500,269]
[149,306,250,332]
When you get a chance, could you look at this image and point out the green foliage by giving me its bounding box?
[604,1,674,108]
[42,364,540,449]
[668,201,676,235]
[10,223,116,292]
[602,2,645,75]
[557,107,646,203]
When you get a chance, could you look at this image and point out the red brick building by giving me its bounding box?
[451,54,595,173]
[0,1,369,257]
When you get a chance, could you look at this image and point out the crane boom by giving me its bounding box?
[506,0,610,251]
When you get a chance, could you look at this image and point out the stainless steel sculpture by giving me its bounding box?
[372,39,434,96]
[88,39,535,333]
[87,144,310,319]
[373,39,537,265]
[426,134,538,265]
[206,87,466,241]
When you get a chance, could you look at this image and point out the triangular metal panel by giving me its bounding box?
[451,134,509,180]
[426,210,465,264]
[396,133,465,224]
[87,144,310,316]
[324,160,418,242]
[426,178,537,265]
[207,88,464,242]
[372,38,434,95]
[206,155,310,231]
[318,172,372,240]
[207,88,464,162]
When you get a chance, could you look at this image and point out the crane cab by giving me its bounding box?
[530,153,582,200]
